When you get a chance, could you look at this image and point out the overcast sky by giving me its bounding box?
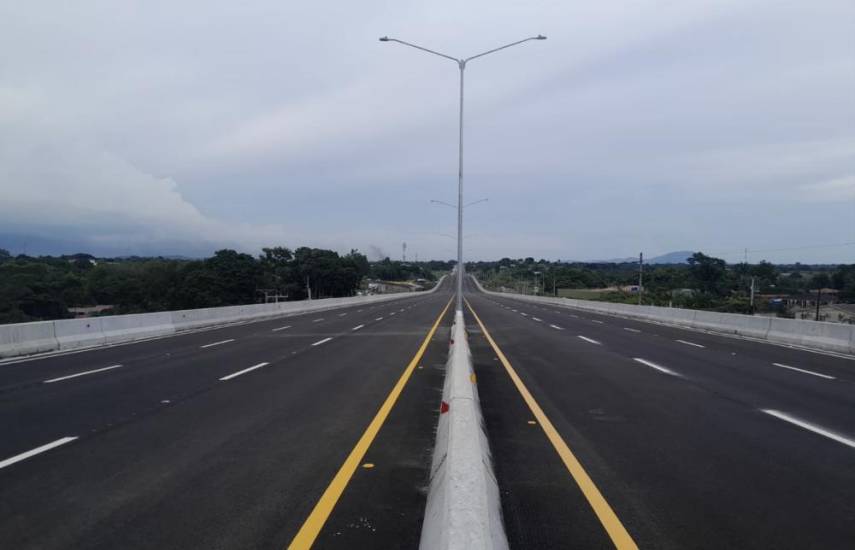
[1,1,853,263]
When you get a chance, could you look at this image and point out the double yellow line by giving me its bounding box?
[466,299,638,550]
[288,297,452,549]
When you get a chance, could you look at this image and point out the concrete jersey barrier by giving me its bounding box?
[472,277,855,356]
[0,275,446,359]
[420,311,508,550]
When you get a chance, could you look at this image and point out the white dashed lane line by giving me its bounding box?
[219,362,270,381]
[352,324,364,331]
[771,363,835,380]
[623,327,641,333]
[676,339,705,348]
[312,337,333,347]
[762,409,855,450]
[312,318,324,323]
[532,317,543,322]
[43,364,123,384]
[272,325,292,332]
[577,335,602,345]
[633,358,681,377]
[549,324,564,330]
[200,339,235,349]
[0,437,78,470]
[375,317,383,321]
[592,320,605,324]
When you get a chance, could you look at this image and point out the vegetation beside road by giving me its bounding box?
[471,253,855,317]
[0,247,450,324]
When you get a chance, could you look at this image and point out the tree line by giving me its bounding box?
[0,248,447,324]
[471,253,855,314]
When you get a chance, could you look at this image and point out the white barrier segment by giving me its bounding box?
[420,311,508,550]
[0,320,58,358]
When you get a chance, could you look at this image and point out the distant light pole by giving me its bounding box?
[380,34,547,313]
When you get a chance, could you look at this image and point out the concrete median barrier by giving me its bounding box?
[100,312,175,344]
[420,311,508,550]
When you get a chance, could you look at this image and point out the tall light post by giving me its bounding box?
[380,34,547,312]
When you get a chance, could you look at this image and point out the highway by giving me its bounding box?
[2,273,854,548]
[463,276,855,549]
[0,280,455,549]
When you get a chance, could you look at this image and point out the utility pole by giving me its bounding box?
[402,242,407,262]
[750,277,755,314]
[306,276,312,301]
[816,287,822,321]
[638,252,644,306]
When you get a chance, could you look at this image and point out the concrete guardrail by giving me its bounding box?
[473,277,855,355]
[420,310,508,550]
[0,276,446,360]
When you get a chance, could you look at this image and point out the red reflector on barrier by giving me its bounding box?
[440,401,449,414]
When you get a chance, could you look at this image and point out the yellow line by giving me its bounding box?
[288,297,453,550]
[466,298,638,550]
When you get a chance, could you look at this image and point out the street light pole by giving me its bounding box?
[380,35,546,313]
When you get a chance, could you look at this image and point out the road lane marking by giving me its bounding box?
[43,364,123,384]
[550,324,564,330]
[771,363,835,380]
[466,300,637,549]
[532,317,543,322]
[390,312,396,316]
[338,313,347,317]
[219,362,270,381]
[289,297,452,549]
[312,318,324,323]
[633,358,681,377]
[578,336,602,345]
[676,339,705,348]
[200,339,235,349]
[592,319,604,324]
[352,324,365,331]
[375,317,383,321]
[0,437,78,470]
[761,409,855,449]
[569,314,579,318]
[312,337,333,347]
[272,325,292,332]
[520,312,528,317]
[623,328,641,333]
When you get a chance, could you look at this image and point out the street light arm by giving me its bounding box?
[379,37,460,63]
[430,199,457,209]
[463,197,488,208]
[464,35,546,63]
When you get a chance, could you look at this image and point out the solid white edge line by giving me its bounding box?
[549,324,564,330]
[272,325,292,332]
[312,337,333,347]
[633,358,681,377]
[352,324,365,331]
[676,339,705,348]
[43,364,123,384]
[761,409,855,449]
[219,362,270,381]
[577,335,601,345]
[200,338,235,349]
[772,362,835,380]
[0,437,78,469]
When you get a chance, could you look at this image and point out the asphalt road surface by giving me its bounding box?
[463,276,855,549]
[0,280,455,549]
[3,272,854,549]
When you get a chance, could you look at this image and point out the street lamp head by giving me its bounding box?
[535,34,547,40]
[379,36,391,42]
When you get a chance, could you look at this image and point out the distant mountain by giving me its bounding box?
[648,250,695,264]
[589,250,695,265]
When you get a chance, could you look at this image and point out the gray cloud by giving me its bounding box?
[1,0,853,262]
